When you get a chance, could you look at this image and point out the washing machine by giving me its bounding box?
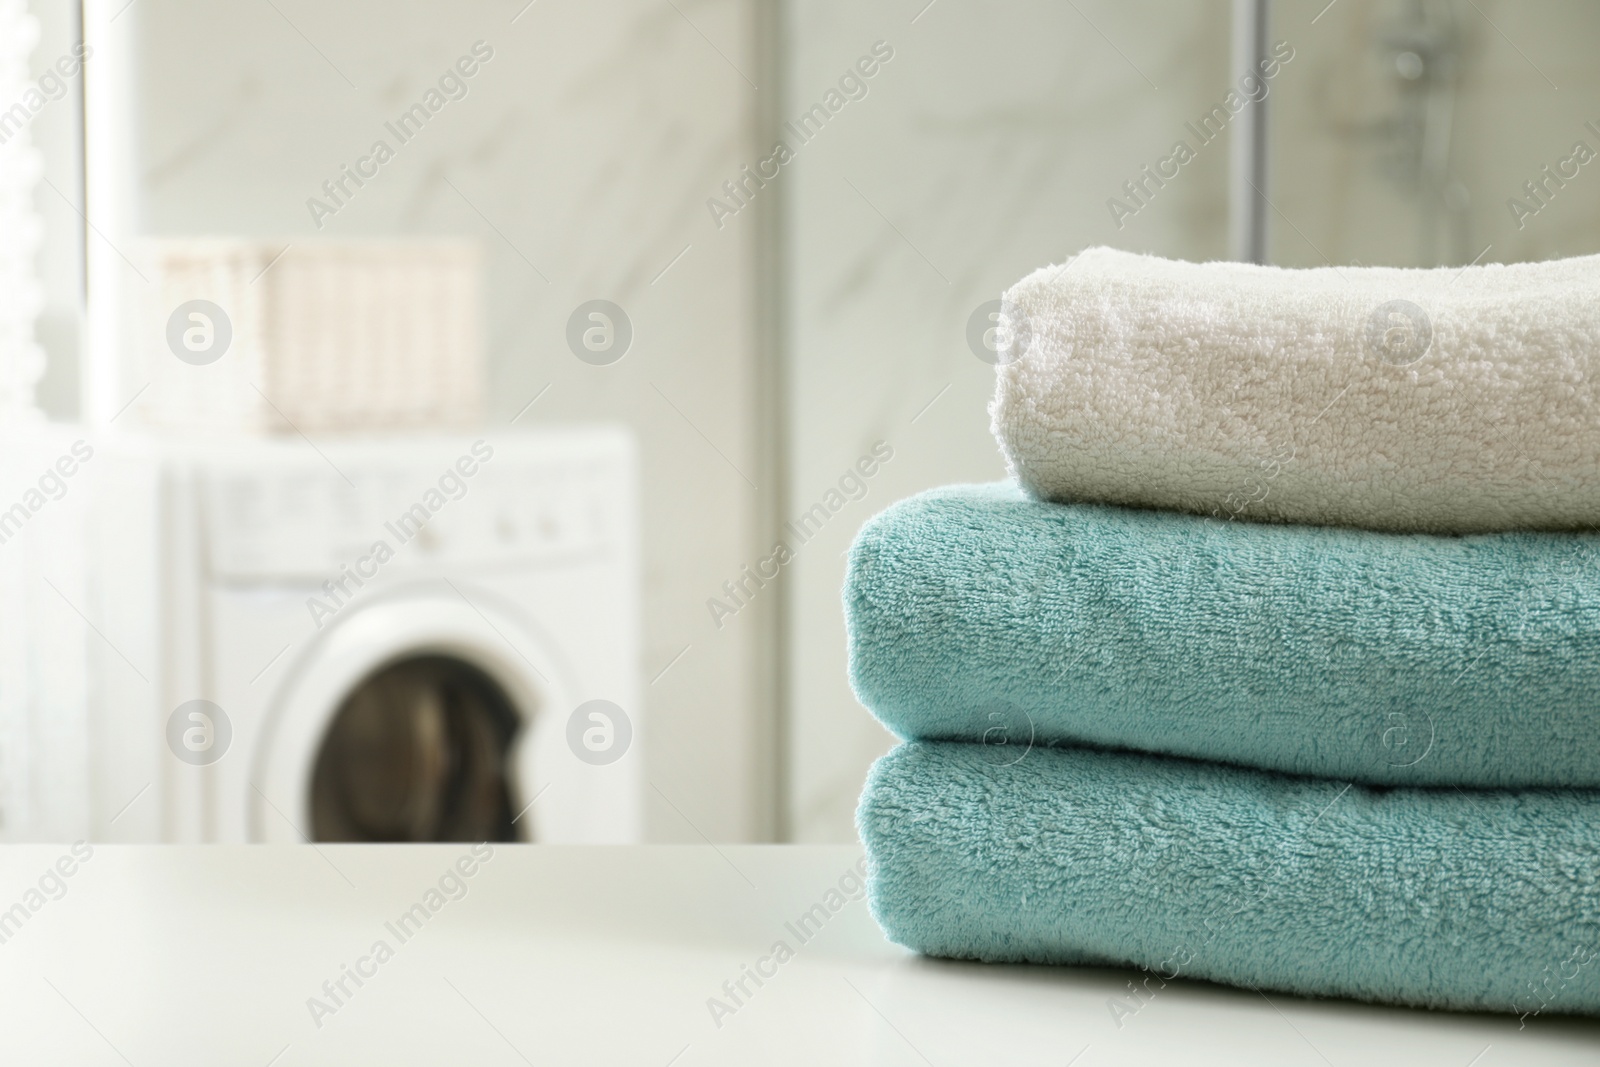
[86,426,641,843]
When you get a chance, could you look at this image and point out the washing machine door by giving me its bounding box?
[250,584,577,843]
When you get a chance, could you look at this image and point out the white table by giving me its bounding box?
[0,845,1594,1065]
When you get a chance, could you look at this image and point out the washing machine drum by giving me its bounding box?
[310,655,521,842]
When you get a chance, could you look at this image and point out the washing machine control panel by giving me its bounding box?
[200,443,628,581]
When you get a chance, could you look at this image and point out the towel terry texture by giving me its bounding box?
[845,482,1600,788]
[991,246,1600,533]
[858,740,1600,1017]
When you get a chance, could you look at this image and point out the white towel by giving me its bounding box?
[990,247,1600,533]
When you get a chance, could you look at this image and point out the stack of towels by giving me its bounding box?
[848,248,1600,1019]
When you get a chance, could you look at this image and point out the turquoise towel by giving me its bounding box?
[859,740,1600,1016]
[846,483,1600,788]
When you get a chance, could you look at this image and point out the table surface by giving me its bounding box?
[0,845,1595,1066]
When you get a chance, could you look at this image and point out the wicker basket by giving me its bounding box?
[137,239,483,433]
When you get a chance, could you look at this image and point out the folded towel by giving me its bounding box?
[859,740,1600,1016]
[845,483,1600,788]
[990,247,1600,533]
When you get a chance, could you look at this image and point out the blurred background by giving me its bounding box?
[2,0,1597,844]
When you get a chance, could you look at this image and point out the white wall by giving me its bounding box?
[781,0,1232,841]
[781,0,1600,842]
[86,0,773,841]
[50,0,1600,844]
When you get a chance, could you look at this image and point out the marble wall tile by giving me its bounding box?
[70,0,1597,845]
[782,0,1231,841]
[104,0,769,840]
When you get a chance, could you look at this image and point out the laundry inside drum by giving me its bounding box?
[310,655,523,842]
